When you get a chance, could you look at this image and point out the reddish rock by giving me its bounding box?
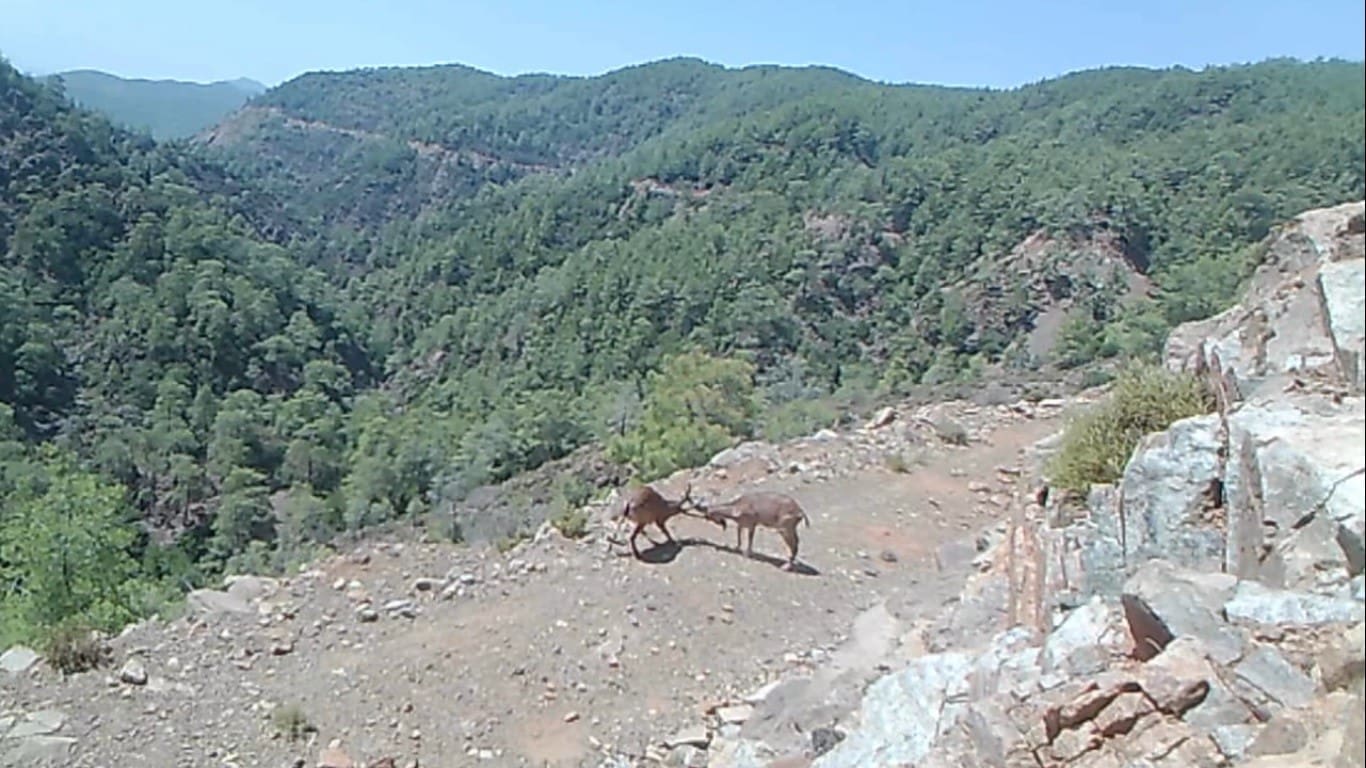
[318,746,354,768]
[1093,692,1155,738]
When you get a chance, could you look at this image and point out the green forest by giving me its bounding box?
[1,53,1363,645]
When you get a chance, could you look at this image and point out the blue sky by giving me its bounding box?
[3,0,1363,88]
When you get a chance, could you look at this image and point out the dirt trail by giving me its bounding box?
[0,402,1067,768]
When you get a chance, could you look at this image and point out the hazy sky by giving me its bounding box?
[3,0,1364,88]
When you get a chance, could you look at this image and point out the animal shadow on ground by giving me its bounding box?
[687,539,822,576]
[612,536,705,564]
[609,535,821,575]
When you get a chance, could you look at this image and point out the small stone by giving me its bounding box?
[1246,715,1309,757]
[1318,621,1366,692]
[663,725,710,749]
[742,679,783,704]
[1140,644,1212,716]
[867,407,896,430]
[4,734,75,762]
[810,726,845,757]
[716,704,753,724]
[318,745,354,768]
[383,599,419,618]
[1,645,41,674]
[119,658,149,686]
[412,577,444,593]
[356,607,379,623]
[563,711,580,723]
[6,709,66,738]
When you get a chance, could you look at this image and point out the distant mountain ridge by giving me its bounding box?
[46,69,266,140]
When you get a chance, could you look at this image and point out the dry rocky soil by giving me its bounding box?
[0,396,1071,768]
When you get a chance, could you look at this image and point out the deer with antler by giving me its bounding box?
[614,481,719,559]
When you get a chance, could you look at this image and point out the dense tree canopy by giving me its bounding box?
[2,52,1363,641]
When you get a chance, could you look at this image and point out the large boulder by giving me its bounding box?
[1223,580,1365,627]
[1040,597,1128,678]
[1120,560,1246,664]
[186,574,280,616]
[1224,396,1365,592]
[810,651,974,768]
[1116,413,1225,571]
[1319,258,1366,394]
[1231,646,1318,713]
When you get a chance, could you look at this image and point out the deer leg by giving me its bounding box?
[734,525,742,551]
[778,526,800,571]
[629,523,647,558]
[657,519,675,544]
[745,526,756,558]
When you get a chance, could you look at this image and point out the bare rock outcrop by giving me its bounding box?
[1165,201,1365,398]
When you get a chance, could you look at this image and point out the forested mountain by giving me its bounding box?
[1,53,1363,644]
[45,69,265,140]
[1,58,372,640]
[202,55,1364,486]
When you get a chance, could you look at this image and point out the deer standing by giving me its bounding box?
[615,482,717,559]
[696,491,811,571]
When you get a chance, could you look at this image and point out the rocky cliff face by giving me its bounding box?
[689,201,1365,768]
[1165,201,1366,400]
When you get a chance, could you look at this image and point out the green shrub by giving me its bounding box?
[930,415,970,446]
[1049,363,1214,494]
[1080,367,1115,389]
[608,351,759,481]
[43,624,110,675]
[496,531,531,554]
[271,703,313,741]
[554,476,595,510]
[550,507,589,539]
[1055,312,1105,369]
[883,449,929,474]
[884,452,910,474]
[759,398,838,442]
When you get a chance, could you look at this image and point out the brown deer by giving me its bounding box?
[696,491,811,571]
[615,482,716,559]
